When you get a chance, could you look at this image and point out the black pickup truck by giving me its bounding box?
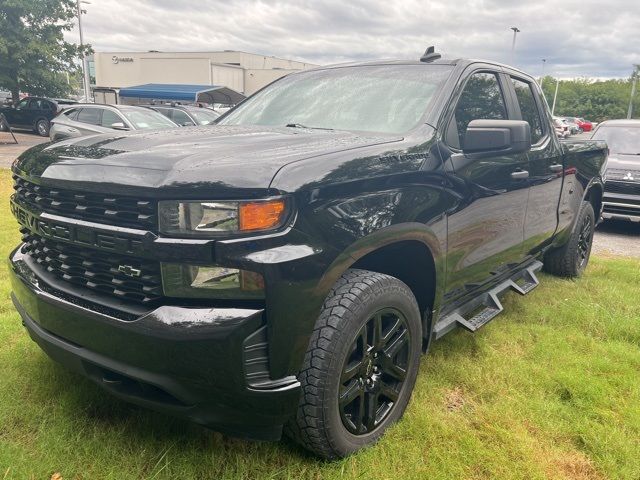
[9,50,607,459]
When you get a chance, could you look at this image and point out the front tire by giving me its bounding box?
[544,201,595,277]
[286,269,422,459]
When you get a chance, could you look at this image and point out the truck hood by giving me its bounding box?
[14,125,402,196]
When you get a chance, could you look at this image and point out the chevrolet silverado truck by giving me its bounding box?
[9,49,607,459]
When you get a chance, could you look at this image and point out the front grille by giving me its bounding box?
[605,180,640,196]
[606,168,639,182]
[603,204,640,217]
[13,175,157,230]
[21,232,162,305]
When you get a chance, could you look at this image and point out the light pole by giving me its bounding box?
[627,64,639,119]
[551,77,560,116]
[76,0,91,102]
[510,27,520,65]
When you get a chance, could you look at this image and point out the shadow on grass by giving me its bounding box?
[36,354,327,465]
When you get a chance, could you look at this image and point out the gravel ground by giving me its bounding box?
[0,130,49,167]
[593,220,640,259]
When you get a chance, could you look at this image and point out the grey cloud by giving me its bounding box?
[68,0,640,78]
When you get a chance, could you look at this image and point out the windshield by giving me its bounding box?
[219,65,453,134]
[591,126,640,155]
[121,109,177,129]
[190,108,220,125]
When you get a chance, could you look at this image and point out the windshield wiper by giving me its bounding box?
[616,152,640,155]
[285,123,333,131]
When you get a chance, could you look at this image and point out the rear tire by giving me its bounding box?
[285,269,422,459]
[544,201,595,277]
[35,119,49,137]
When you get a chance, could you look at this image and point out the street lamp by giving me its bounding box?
[510,27,520,65]
[76,0,91,102]
[627,64,640,119]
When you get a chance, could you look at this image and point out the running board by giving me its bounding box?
[433,261,543,339]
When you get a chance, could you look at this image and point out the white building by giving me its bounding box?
[91,50,318,96]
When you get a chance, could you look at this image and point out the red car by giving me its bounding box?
[576,117,593,132]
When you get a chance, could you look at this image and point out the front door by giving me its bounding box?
[441,70,530,302]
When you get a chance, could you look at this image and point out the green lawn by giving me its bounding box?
[0,168,639,479]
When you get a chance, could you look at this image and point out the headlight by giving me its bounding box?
[158,199,288,237]
[161,263,264,299]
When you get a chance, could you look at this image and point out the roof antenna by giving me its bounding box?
[420,46,441,63]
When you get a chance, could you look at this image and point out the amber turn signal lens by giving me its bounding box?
[239,200,286,231]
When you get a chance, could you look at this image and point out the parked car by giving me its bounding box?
[0,91,12,105]
[144,104,220,126]
[0,97,61,136]
[553,117,570,138]
[49,104,177,141]
[10,50,606,459]
[52,98,79,106]
[561,117,581,134]
[591,119,640,222]
[576,117,593,132]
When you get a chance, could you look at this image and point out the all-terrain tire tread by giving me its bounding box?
[284,268,418,459]
[544,201,594,277]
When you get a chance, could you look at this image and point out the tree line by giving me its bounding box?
[540,75,639,123]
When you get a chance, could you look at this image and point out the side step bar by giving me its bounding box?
[433,260,543,340]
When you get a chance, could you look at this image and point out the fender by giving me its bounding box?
[315,221,446,336]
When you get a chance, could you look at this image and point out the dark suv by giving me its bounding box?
[591,119,640,222]
[0,97,61,136]
[9,52,606,459]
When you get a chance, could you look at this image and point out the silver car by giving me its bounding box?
[49,104,177,141]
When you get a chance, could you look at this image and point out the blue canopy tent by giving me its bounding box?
[117,83,245,105]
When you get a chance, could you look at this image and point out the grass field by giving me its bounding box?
[0,168,639,479]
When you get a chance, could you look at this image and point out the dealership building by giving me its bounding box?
[91,50,318,96]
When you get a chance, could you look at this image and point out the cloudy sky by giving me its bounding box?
[67,0,640,78]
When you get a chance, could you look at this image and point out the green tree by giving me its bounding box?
[540,75,639,123]
[0,0,91,103]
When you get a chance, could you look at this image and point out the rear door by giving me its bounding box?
[505,74,564,253]
[442,69,530,301]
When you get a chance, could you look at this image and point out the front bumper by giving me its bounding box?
[9,247,300,441]
[602,182,640,223]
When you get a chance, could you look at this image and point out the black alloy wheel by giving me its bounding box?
[577,213,593,269]
[286,269,422,459]
[339,308,410,435]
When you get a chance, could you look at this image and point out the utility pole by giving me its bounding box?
[510,27,520,65]
[76,0,91,102]
[627,64,639,119]
[551,77,560,116]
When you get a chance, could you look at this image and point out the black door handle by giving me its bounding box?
[511,170,529,180]
[549,163,563,173]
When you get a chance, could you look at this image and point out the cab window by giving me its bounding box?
[76,108,102,125]
[101,109,124,128]
[511,77,544,144]
[446,72,508,150]
[171,109,195,126]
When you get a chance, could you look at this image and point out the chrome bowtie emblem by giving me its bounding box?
[118,265,142,277]
[623,172,635,181]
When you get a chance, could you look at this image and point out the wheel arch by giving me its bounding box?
[584,181,603,220]
[316,222,445,341]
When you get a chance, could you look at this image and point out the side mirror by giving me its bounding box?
[110,122,129,130]
[463,119,531,155]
